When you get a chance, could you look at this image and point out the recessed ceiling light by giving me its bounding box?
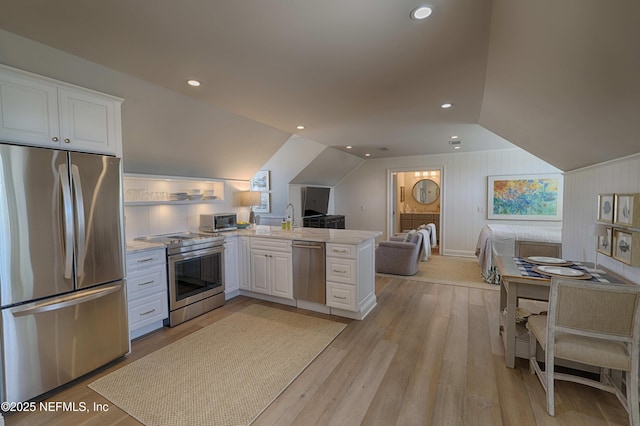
[441,103,453,109]
[364,153,371,157]
[187,80,201,87]
[411,5,433,20]
[346,146,353,149]
[450,135,459,139]
[454,146,461,150]
[296,125,305,130]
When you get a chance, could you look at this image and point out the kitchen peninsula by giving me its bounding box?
[125,225,381,339]
[229,226,381,320]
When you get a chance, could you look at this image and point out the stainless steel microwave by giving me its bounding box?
[199,213,237,232]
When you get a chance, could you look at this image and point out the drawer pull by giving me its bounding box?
[137,258,154,263]
[333,269,347,274]
[140,309,156,316]
[332,249,348,253]
[138,280,155,286]
[334,295,347,300]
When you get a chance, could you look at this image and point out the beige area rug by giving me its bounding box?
[89,305,346,426]
[377,254,499,291]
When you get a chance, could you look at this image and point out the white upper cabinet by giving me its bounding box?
[0,65,123,156]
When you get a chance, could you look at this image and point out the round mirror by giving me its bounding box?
[412,179,440,204]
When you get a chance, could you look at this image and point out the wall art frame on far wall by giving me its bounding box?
[612,229,640,266]
[597,194,615,224]
[487,173,563,221]
[253,192,270,213]
[614,193,640,228]
[250,170,270,192]
[597,226,613,256]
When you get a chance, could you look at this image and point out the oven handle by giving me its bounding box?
[168,245,224,262]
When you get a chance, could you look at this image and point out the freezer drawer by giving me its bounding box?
[1,281,129,403]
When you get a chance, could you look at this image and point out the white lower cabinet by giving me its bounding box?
[325,240,376,318]
[249,238,293,299]
[126,247,168,340]
[224,235,239,298]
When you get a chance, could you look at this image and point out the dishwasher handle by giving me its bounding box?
[292,243,324,249]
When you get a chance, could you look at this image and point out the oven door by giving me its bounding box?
[168,246,225,311]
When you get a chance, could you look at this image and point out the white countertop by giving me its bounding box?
[126,240,166,254]
[126,226,381,253]
[233,225,382,245]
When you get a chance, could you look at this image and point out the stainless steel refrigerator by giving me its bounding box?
[0,143,129,403]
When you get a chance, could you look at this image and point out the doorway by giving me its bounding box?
[387,167,443,254]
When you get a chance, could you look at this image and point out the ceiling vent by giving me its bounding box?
[448,140,461,145]
[377,147,390,151]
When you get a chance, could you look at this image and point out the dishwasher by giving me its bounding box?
[292,240,326,303]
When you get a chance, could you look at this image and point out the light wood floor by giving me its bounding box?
[4,276,630,425]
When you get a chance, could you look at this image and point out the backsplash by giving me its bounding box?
[124,179,249,239]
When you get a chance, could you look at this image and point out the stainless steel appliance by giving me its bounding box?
[136,232,225,326]
[292,240,326,303]
[199,213,237,232]
[0,143,128,404]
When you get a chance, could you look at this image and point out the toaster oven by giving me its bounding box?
[199,213,237,232]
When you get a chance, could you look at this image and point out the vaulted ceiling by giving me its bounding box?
[0,0,638,171]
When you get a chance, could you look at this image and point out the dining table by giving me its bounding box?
[495,255,635,368]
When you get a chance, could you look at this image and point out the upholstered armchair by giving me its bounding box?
[375,232,424,276]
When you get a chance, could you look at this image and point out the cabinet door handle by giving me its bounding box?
[137,258,154,263]
[140,309,156,316]
[138,280,155,286]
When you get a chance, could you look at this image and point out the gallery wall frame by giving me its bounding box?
[251,170,270,192]
[487,173,563,221]
[597,194,615,224]
[614,193,640,228]
[253,192,271,213]
[612,229,640,266]
[597,227,613,256]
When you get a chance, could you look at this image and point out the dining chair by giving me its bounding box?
[515,240,562,258]
[527,277,640,425]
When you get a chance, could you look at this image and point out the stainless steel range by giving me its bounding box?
[136,232,226,326]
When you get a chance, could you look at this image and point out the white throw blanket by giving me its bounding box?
[417,224,437,261]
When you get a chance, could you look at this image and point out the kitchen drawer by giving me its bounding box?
[128,291,168,331]
[126,248,165,273]
[326,243,355,259]
[127,268,167,300]
[326,258,356,284]
[251,237,292,252]
[326,282,356,311]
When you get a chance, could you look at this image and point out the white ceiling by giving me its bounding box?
[0,0,638,171]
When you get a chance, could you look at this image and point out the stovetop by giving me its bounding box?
[135,231,225,250]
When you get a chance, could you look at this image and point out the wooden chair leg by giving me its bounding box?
[529,329,536,374]
[546,353,555,416]
[627,367,640,426]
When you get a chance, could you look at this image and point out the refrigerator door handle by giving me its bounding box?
[58,163,74,279]
[71,164,87,278]
[10,284,122,317]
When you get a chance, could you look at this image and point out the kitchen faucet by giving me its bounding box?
[285,203,295,228]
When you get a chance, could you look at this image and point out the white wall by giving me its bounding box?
[334,148,561,256]
[563,154,640,284]
[257,135,326,223]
